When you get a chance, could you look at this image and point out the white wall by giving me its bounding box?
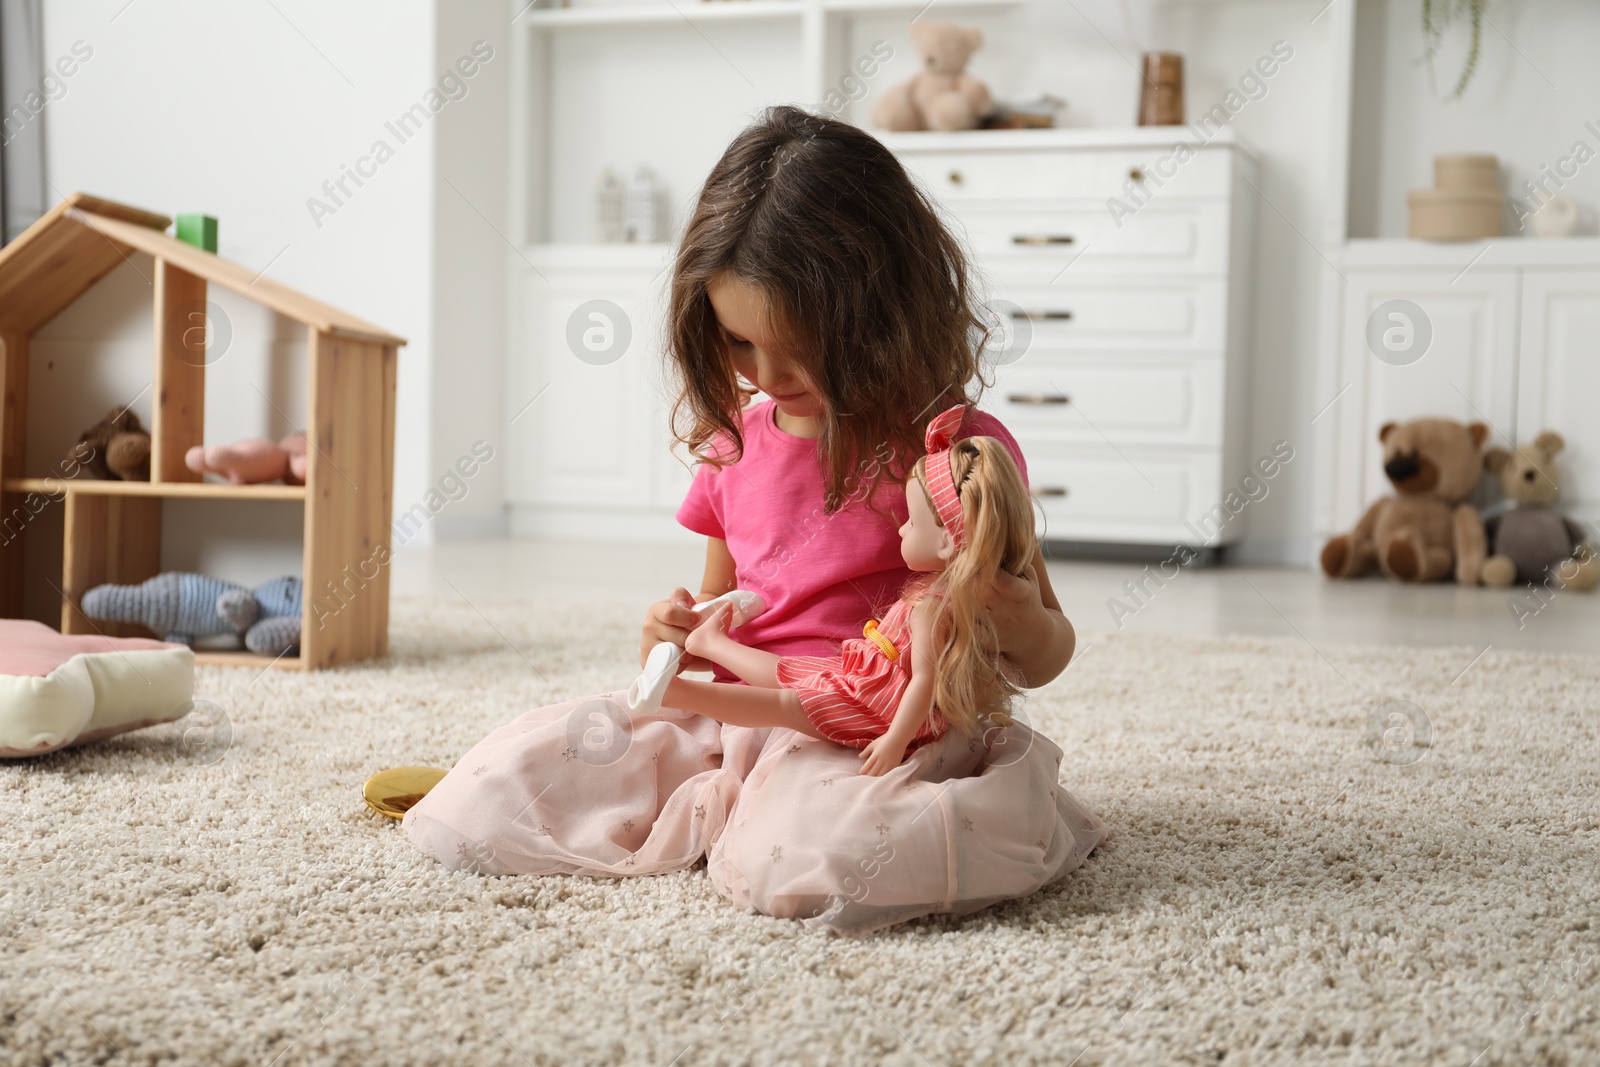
[539,25,804,244]
[1350,0,1600,238]
[40,0,438,529]
[427,0,511,540]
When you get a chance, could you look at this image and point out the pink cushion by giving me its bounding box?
[1,620,180,676]
[1,620,195,757]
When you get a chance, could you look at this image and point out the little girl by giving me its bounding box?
[635,409,1038,779]
[405,105,1104,935]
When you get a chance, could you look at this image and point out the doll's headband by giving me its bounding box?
[922,406,969,550]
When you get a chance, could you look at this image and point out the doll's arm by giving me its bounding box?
[860,601,939,776]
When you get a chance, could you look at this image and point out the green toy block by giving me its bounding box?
[175,213,218,253]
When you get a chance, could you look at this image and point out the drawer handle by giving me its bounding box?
[1033,486,1069,498]
[1006,393,1071,406]
[1012,234,1075,246]
[1010,309,1073,321]
[948,169,963,185]
[1129,166,1146,182]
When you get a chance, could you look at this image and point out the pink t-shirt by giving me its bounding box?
[676,401,1029,678]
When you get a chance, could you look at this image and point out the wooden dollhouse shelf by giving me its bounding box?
[3,478,307,501]
[193,649,305,670]
[0,193,404,671]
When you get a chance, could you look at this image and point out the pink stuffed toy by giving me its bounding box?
[186,433,308,485]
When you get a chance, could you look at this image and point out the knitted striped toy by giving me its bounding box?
[81,573,302,655]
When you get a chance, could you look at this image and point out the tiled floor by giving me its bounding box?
[391,538,1599,656]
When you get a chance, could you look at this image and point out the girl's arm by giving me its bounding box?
[698,537,738,602]
[859,599,939,776]
[986,545,1076,688]
[640,537,739,669]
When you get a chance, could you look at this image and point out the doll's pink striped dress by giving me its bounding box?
[776,596,947,750]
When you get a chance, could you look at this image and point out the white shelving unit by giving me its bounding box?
[508,0,1026,246]
[520,1,805,28]
[1325,238,1600,537]
[503,0,1260,549]
[519,0,1016,27]
[1312,2,1600,547]
[504,0,1037,541]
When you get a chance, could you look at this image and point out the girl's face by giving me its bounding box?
[707,273,824,421]
[900,475,955,572]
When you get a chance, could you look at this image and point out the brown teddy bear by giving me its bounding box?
[65,408,151,481]
[1480,431,1598,591]
[869,21,993,132]
[1321,418,1488,584]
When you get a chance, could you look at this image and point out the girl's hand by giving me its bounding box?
[985,562,1045,647]
[972,556,1075,687]
[984,555,1077,688]
[859,734,909,776]
[641,588,712,671]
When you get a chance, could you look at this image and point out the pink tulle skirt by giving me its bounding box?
[403,691,1105,936]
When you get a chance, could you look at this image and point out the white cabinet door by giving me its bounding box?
[1517,270,1600,526]
[511,270,655,506]
[643,296,698,513]
[1332,270,1520,531]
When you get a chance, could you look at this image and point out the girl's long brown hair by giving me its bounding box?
[911,436,1037,736]
[668,105,987,510]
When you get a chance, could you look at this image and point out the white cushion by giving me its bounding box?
[0,620,195,757]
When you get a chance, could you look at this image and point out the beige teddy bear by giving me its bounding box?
[1480,431,1598,591]
[1321,418,1488,584]
[869,21,993,132]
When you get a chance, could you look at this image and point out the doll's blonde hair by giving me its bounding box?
[909,436,1037,736]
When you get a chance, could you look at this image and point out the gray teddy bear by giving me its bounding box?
[1480,431,1598,591]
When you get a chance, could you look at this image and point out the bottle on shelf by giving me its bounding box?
[624,165,662,243]
[596,168,624,243]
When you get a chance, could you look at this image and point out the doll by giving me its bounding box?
[627,406,1038,775]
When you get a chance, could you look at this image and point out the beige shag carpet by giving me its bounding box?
[2,595,1598,1067]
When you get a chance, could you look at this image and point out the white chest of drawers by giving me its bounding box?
[886,129,1259,553]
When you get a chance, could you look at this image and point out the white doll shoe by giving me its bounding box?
[627,640,681,713]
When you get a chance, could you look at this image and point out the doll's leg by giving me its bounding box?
[685,605,784,688]
[662,678,825,738]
